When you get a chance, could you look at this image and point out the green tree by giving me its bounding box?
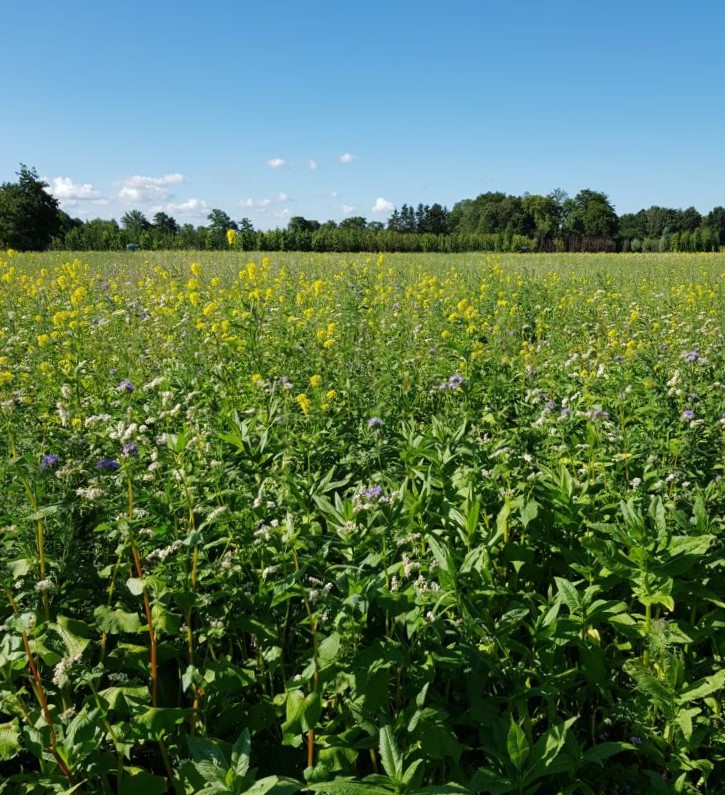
[153,211,179,236]
[0,164,61,250]
[121,210,150,237]
[568,189,618,238]
[338,216,368,231]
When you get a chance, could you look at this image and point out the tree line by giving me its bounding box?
[2,165,724,253]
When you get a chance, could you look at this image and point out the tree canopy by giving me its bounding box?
[0,165,61,250]
[3,163,724,254]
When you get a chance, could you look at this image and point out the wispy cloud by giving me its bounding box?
[307,159,318,171]
[275,208,292,219]
[267,158,289,170]
[339,153,357,164]
[241,197,272,209]
[275,192,290,202]
[341,204,355,214]
[117,173,186,203]
[372,197,394,214]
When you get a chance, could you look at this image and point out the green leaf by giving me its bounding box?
[94,606,142,634]
[0,721,20,761]
[188,733,228,768]
[126,577,145,595]
[426,536,456,592]
[136,707,192,736]
[677,667,725,704]
[51,615,91,658]
[231,727,252,785]
[525,717,576,777]
[379,725,403,782]
[242,775,301,795]
[318,633,341,666]
[306,779,391,795]
[506,718,529,771]
[581,741,634,765]
[118,768,169,795]
[555,577,581,615]
[401,758,424,788]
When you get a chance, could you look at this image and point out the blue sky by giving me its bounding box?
[3,0,725,229]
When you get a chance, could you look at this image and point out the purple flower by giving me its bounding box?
[41,453,60,471]
[364,485,383,500]
[367,417,383,429]
[448,374,465,390]
[628,736,643,746]
[681,409,695,421]
[96,458,120,471]
[116,380,135,393]
[587,408,609,420]
[683,350,699,363]
[122,442,138,457]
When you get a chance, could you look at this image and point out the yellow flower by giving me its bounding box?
[226,229,239,247]
[0,371,13,386]
[250,373,264,386]
[295,393,311,414]
[309,374,322,388]
[37,334,50,347]
[190,262,202,276]
[325,389,337,401]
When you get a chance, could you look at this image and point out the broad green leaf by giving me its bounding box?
[94,606,142,634]
[677,668,725,704]
[0,721,20,761]
[242,775,301,795]
[306,780,391,795]
[187,733,228,768]
[526,717,576,776]
[506,718,529,771]
[118,768,168,795]
[554,577,581,614]
[231,727,252,784]
[52,615,91,657]
[675,707,701,741]
[379,725,403,781]
[581,741,635,765]
[136,707,192,736]
[318,633,341,666]
[126,577,145,595]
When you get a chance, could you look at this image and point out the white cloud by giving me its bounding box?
[117,173,186,204]
[308,159,318,170]
[275,208,292,219]
[50,176,103,201]
[372,197,395,214]
[154,198,208,216]
[267,158,289,170]
[339,153,357,164]
[275,192,290,202]
[341,204,355,215]
[241,197,272,209]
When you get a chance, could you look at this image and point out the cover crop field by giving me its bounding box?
[0,250,723,794]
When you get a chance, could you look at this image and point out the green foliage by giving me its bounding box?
[0,165,61,251]
[0,250,723,793]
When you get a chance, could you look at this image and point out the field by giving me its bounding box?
[0,250,723,794]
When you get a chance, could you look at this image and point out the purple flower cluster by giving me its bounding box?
[41,453,60,471]
[367,416,383,430]
[681,409,695,421]
[439,373,465,391]
[683,350,699,363]
[122,442,138,456]
[364,485,383,500]
[116,379,135,393]
[96,458,121,471]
